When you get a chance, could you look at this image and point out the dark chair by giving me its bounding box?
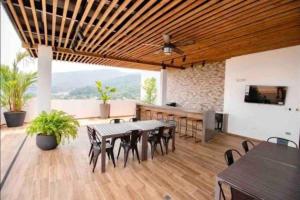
[267,137,298,148]
[117,130,142,167]
[241,140,255,153]
[88,128,116,172]
[110,118,125,149]
[148,126,165,159]
[87,126,110,157]
[110,118,125,124]
[162,121,176,154]
[218,181,257,200]
[129,117,138,122]
[224,149,242,166]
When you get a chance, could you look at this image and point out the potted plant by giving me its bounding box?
[26,110,79,150]
[0,52,37,127]
[96,80,116,118]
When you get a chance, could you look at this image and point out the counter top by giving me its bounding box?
[136,103,203,114]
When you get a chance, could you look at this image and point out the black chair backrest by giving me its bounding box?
[156,126,165,139]
[129,117,138,122]
[88,127,101,144]
[267,137,298,148]
[110,118,123,124]
[242,140,255,153]
[224,149,242,166]
[87,126,94,143]
[130,130,141,147]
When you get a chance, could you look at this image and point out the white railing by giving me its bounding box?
[0,98,137,125]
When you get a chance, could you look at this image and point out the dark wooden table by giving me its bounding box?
[215,142,300,200]
[91,120,176,173]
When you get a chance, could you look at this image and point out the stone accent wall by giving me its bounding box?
[167,61,225,111]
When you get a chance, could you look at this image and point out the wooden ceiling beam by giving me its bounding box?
[110,0,212,57]
[121,0,248,58]
[156,2,300,63]
[51,0,58,47]
[64,0,82,48]
[23,44,182,69]
[100,0,179,55]
[41,0,48,45]
[89,0,144,52]
[133,0,297,59]
[6,0,28,43]
[29,0,41,44]
[176,24,300,66]
[85,0,132,51]
[75,0,106,50]
[80,0,118,51]
[96,0,157,54]
[18,0,35,45]
[131,0,259,58]
[58,0,70,47]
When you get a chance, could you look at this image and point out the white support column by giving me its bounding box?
[37,45,52,114]
[159,67,167,105]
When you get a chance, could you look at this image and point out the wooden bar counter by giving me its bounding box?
[136,103,218,143]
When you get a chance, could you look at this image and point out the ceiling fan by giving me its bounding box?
[143,34,195,56]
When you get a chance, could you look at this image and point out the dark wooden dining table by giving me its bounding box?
[90,120,176,173]
[215,142,300,200]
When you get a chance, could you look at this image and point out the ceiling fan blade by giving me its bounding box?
[163,34,171,43]
[142,43,162,47]
[173,47,184,55]
[174,40,195,46]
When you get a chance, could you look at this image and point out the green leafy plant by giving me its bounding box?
[96,80,117,104]
[143,77,157,104]
[0,52,37,111]
[27,110,80,144]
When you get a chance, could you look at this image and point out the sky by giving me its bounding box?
[0,3,159,78]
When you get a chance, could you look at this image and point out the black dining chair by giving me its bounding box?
[148,126,165,159]
[267,137,298,148]
[117,129,142,167]
[224,149,242,166]
[162,121,176,154]
[87,126,110,158]
[110,118,125,124]
[129,117,138,122]
[88,128,116,172]
[218,181,257,200]
[110,118,125,149]
[241,140,255,153]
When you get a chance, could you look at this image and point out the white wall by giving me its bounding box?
[1,99,136,125]
[224,45,300,143]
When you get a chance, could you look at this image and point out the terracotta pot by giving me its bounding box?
[4,111,26,127]
[99,103,110,118]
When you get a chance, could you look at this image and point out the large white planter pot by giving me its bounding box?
[100,103,110,118]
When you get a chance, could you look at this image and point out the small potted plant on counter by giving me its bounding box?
[26,110,79,150]
[0,52,37,127]
[96,80,116,118]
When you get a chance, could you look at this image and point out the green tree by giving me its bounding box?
[95,80,117,104]
[0,52,37,111]
[143,77,157,104]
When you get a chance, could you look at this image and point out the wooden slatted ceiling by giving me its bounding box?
[3,0,300,71]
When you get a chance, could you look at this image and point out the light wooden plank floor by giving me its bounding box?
[1,120,258,200]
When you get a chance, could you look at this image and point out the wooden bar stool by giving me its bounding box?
[178,117,187,137]
[167,114,175,121]
[156,112,164,120]
[192,119,202,143]
[185,118,194,138]
[145,110,152,120]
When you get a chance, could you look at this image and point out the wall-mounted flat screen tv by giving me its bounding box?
[244,85,287,105]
